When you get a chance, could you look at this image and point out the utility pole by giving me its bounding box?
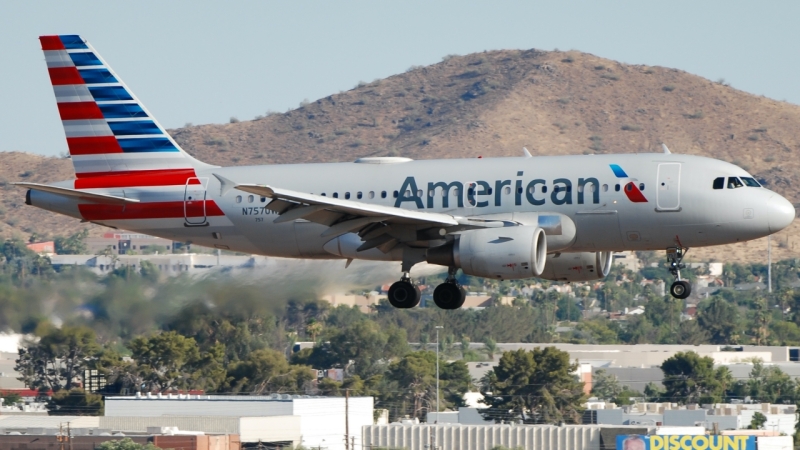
[435,325,443,416]
[345,388,350,450]
[67,422,73,450]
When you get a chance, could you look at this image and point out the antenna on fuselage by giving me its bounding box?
[661,143,672,154]
[522,147,532,157]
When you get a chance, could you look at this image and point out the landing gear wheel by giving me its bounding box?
[670,280,692,299]
[433,282,467,310]
[388,280,421,308]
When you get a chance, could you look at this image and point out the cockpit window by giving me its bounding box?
[727,177,744,189]
[712,177,724,190]
[741,177,761,187]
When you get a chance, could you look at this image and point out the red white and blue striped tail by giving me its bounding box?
[39,35,212,179]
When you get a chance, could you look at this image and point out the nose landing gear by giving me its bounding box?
[432,267,466,310]
[667,246,692,299]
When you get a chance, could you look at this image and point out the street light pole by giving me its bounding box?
[435,325,443,416]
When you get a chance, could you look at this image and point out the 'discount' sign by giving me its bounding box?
[616,435,756,450]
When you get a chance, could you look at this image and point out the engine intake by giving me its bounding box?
[539,251,612,282]
[427,226,547,280]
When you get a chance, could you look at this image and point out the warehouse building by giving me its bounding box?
[362,423,654,450]
[105,394,373,450]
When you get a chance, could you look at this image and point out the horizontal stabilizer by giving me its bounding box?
[13,182,139,204]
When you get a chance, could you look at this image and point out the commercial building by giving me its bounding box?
[362,423,653,450]
[105,394,374,450]
[584,402,797,436]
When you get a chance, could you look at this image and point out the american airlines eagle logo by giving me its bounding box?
[609,164,648,203]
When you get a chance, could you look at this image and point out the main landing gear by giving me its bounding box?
[667,246,692,300]
[432,267,466,310]
[387,267,466,310]
[388,273,421,309]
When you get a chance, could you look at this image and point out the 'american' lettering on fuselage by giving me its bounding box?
[393,176,603,209]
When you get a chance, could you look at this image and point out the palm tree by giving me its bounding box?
[483,337,498,361]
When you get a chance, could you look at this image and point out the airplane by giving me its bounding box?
[16,35,796,309]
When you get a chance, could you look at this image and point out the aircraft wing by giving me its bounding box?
[232,183,458,238]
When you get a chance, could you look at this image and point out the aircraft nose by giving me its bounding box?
[768,194,795,233]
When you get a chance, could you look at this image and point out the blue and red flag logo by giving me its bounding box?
[610,164,648,203]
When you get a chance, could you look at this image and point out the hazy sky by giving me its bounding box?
[2,1,798,157]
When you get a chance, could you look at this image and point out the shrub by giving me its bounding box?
[748,135,759,142]
[561,56,574,63]
[685,111,704,119]
[594,65,606,70]
[662,85,675,92]
[557,97,570,105]
[601,73,619,81]
[621,124,642,132]
[229,117,239,123]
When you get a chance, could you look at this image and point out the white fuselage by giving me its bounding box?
[32,152,795,262]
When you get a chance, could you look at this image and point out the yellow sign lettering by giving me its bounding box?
[651,436,664,450]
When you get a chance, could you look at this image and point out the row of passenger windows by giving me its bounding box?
[712,176,761,190]
[233,183,647,203]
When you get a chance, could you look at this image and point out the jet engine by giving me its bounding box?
[426,226,547,280]
[538,251,613,282]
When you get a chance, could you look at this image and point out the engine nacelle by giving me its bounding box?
[538,251,612,282]
[427,226,547,280]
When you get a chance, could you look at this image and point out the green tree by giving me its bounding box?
[731,359,797,404]
[46,388,103,415]
[643,382,665,402]
[226,348,314,394]
[483,337,498,361]
[748,412,767,430]
[660,351,732,404]
[127,331,202,392]
[591,369,623,401]
[97,438,160,450]
[16,325,100,392]
[326,321,409,378]
[54,229,89,255]
[381,351,471,421]
[676,320,710,345]
[480,347,586,424]
[697,298,740,344]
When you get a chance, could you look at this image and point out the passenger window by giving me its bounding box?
[393,191,398,198]
[487,188,493,195]
[639,183,645,191]
[345,192,350,199]
[416,189,423,197]
[321,193,326,196]
[333,192,339,198]
[727,177,743,189]
[260,197,266,203]
[428,189,435,197]
[528,186,534,194]
[453,189,460,196]
[741,177,761,187]
[602,184,608,192]
[615,184,620,192]
[248,195,254,203]
[504,186,511,195]
[357,192,362,199]
[368,191,375,199]
[235,196,242,203]
[712,177,724,190]
[381,191,387,198]
[542,186,548,193]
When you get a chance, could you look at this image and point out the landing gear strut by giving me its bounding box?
[432,267,466,310]
[667,246,692,299]
[387,273,421,309]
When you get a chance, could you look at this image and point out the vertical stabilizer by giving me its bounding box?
[39,35,213,178]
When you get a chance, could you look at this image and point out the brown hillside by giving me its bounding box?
[5,49,800,262]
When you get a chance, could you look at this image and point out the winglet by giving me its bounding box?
[213,173,237,196]
[522,147,532,158]
[662,143,671,154]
